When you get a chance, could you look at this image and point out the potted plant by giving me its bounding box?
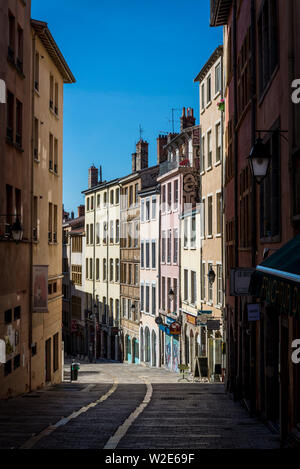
[217,98,225,111]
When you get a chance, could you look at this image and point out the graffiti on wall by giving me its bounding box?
[182,171,200,207]
[165,334,171,369]
[172,337,179,373]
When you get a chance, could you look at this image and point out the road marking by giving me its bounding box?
[104,377,153,449]
[20,379,118,449]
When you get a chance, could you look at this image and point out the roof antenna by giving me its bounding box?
[139,124,144,141]
[99,165,102,183]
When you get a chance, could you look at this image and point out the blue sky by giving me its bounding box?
[31,0,223,213]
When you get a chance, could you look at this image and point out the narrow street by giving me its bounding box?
[0,362,280,450]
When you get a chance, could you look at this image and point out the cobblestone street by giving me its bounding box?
[0,361,280,449]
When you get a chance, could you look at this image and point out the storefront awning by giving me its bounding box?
[250,235,300,316]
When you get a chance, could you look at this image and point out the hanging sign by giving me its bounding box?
[169,322,181,335]
[247,303,260,321]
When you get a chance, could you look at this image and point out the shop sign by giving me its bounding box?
[207,319,220,330]
[230,268,255,296]
[169,322,181,335]
[187,314,197,325]
[259,275,300,316]
[166,317,176,325]
[247,303,260,321]
[159,324,170,335]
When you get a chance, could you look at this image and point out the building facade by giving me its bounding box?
[83,168,121,361]
[210,0,300,444]
[194,46,225,380]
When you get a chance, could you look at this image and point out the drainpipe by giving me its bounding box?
[106,187,109,358]
[158,184,162,367]
[220,51,226,382]
[93,190,96,361]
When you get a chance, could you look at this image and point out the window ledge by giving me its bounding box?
[215,233,221,238]
[207,235,213,239]
[206,166,212,172]
[206,101,212,109]
[214,160,221,167]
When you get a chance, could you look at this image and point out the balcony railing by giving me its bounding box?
[158,159,179,177]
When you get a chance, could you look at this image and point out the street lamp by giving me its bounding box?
[248,137,271,184]
[207,266,216,285]
[11,217,23,243]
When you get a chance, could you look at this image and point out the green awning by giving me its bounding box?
[250,235,300,316]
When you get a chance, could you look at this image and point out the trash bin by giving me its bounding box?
[70,360,80,381]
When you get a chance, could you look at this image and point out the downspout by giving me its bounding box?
[158,184,162,367]
[106,187,109,357]
[93,190,96,361]
[29,31,36,392]
[220,50,226,379]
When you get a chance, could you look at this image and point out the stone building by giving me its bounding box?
[210,0,300,444]
[82,170,121,361]
[193,46,225,380]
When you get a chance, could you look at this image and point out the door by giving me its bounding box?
[45,338,51,383]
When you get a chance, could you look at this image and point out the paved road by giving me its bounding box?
[0,361,280,449]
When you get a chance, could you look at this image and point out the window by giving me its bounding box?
[96,259,99,280]
[103,221,107,244]
[49,133,53,170]
[90,196,94,210]
[239,166,251,247]
[161,277,165,310]
[141,199,145,222]
[55,82,59,115]
[201,263,206,300]
[207,75,212,103]
[207,131,212,168]
[86,224,89,244]
[5,360,12,376]
[200,136,205,173]
[8,12,15,57]
[86,258,89,279]
[216,123,221,163]
[161,231,166,263]
[16,99,22,148]
[217,265,223,305]
[258,0,278,97]
[50,74,54,109]
[191,215,196,248]
[129,186,133,206]
[173,278,177,313]
[110,190,114,205]
[90,223,93,245]
[72,265,82,285]
[110,258,114,281]
[201,83,205,110]
[115,259,120,282]
[87,198,90,211]
[216,192,222,235]
[167,230,171,263]
[191,271,197,304]
[97,193,100,207]
[116,188,120,205]
[90,258,93,280]
[173,229,178,263]
[14,354,20,370]
[128,222,132,247]
[141,241,145,268]
[115,219,120,243]
[141,284,145,311]
[145,284,150,313]
[145,241,150,268]
[167,183,172,211]
[110,220,114,244]
[215,62,221,95]
[184,218,188,248]
[48,202,52,242]
[115,299,120,323]
[152,284,156,316]
[103,259,106,281]
[151,240,156,269]
[95,223,100,244]
[208,263,213,302]
[53,333,59,372]
[174,180,179,210]
[135,183,139,205]
[162,185,166,212]
[14,306,21,320]
[208,196,213,236]
[260,130,280,240]
[104,191,107,207]
[184,270,188,301]
[167,278,171,311]
[152,196,157,219]
[145,198,150,221]
[134,221,139,248]
[128,263,132,285]
[6,90,14,142]
[134,264,138,285]
[34,118,39,159]
[237,29,251,119]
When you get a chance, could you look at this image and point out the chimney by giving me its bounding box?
[78,205,85,217]
[157,135,168,165]
[99,166,103,183]
[71,211,74,219]
[135,140,148,171]
[132,153,137,173]
[88,165,98,188]
[180,107,196,131]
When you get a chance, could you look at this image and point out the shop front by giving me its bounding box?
[250,234,300,445]
[160,319,181,373]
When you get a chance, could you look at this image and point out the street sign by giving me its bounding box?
[247,303,260,321]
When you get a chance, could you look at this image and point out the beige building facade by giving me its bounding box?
[194,46,225,380]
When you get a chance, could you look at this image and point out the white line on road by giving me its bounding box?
[104,377,153,449]
[20,379,118,449]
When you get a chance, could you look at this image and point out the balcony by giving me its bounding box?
[48,231,52,243]
[158,159,178,177]
[49,160,53,171]
[210,0,232,26]
[53,232,57,243]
